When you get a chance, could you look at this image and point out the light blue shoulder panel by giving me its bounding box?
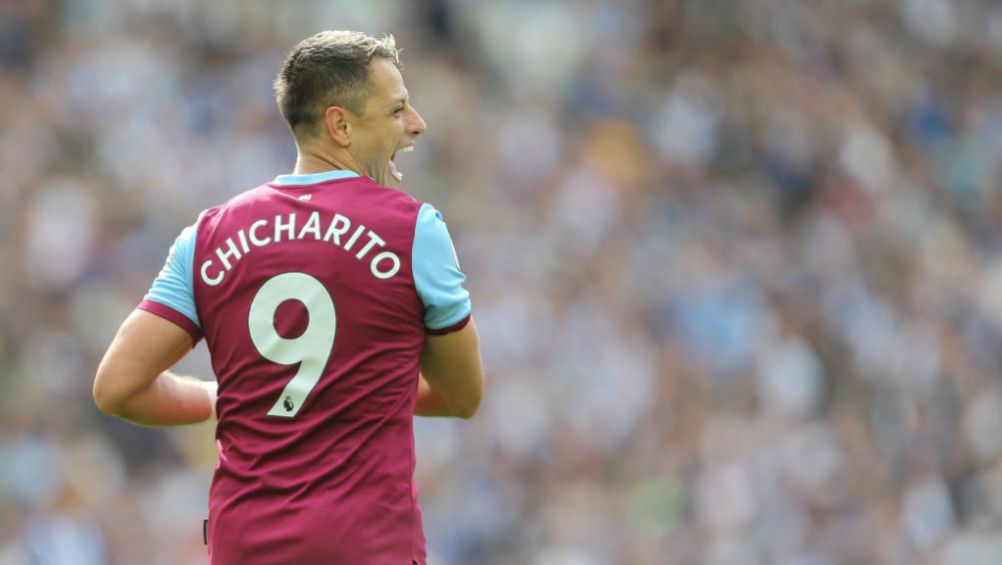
[412,203,471,330]
[144,218,201,328]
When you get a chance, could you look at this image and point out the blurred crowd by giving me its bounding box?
[3,0,1002,563]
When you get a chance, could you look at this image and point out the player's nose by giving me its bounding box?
[407,106,427,138]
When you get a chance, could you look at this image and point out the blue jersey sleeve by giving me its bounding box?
[412,203,471,332]
[144,221,200,329]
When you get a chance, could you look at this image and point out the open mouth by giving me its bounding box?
[389,145,413,183]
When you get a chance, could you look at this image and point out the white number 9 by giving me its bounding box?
[248,272,336,418]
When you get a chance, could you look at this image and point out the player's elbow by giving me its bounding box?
[93,388,120,416]
[93,382,120,416]
[455,402,479,419]
[453,375,484,419]
[450,399,478,419]
[423,372,482,419]
[93,370,128,416]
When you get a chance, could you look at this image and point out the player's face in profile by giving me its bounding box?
[350,57,426,187]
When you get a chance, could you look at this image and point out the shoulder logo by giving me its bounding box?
[298,194,312,201]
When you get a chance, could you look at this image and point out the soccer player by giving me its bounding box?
[93,30,484,565]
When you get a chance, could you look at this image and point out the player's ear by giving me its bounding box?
[323,106,351,147]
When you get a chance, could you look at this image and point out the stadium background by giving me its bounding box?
[2,0,1002,564]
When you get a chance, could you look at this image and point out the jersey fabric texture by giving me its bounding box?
[137,169,470,565]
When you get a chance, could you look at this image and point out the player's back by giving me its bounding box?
[194,171,427,565]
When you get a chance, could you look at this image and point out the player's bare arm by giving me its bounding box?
[93,310,215,426]
[415,318,484,418]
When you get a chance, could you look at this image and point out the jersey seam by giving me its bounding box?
[191,208,209,336]
[410,202,428,326]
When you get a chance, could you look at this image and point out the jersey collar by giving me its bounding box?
[272,170,360,186]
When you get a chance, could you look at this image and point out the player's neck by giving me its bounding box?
[292,150,363,177]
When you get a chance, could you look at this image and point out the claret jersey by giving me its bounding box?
[137,170,470,565]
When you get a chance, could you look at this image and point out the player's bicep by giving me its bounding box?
[420,318,484,418]
[94,310,195,414]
